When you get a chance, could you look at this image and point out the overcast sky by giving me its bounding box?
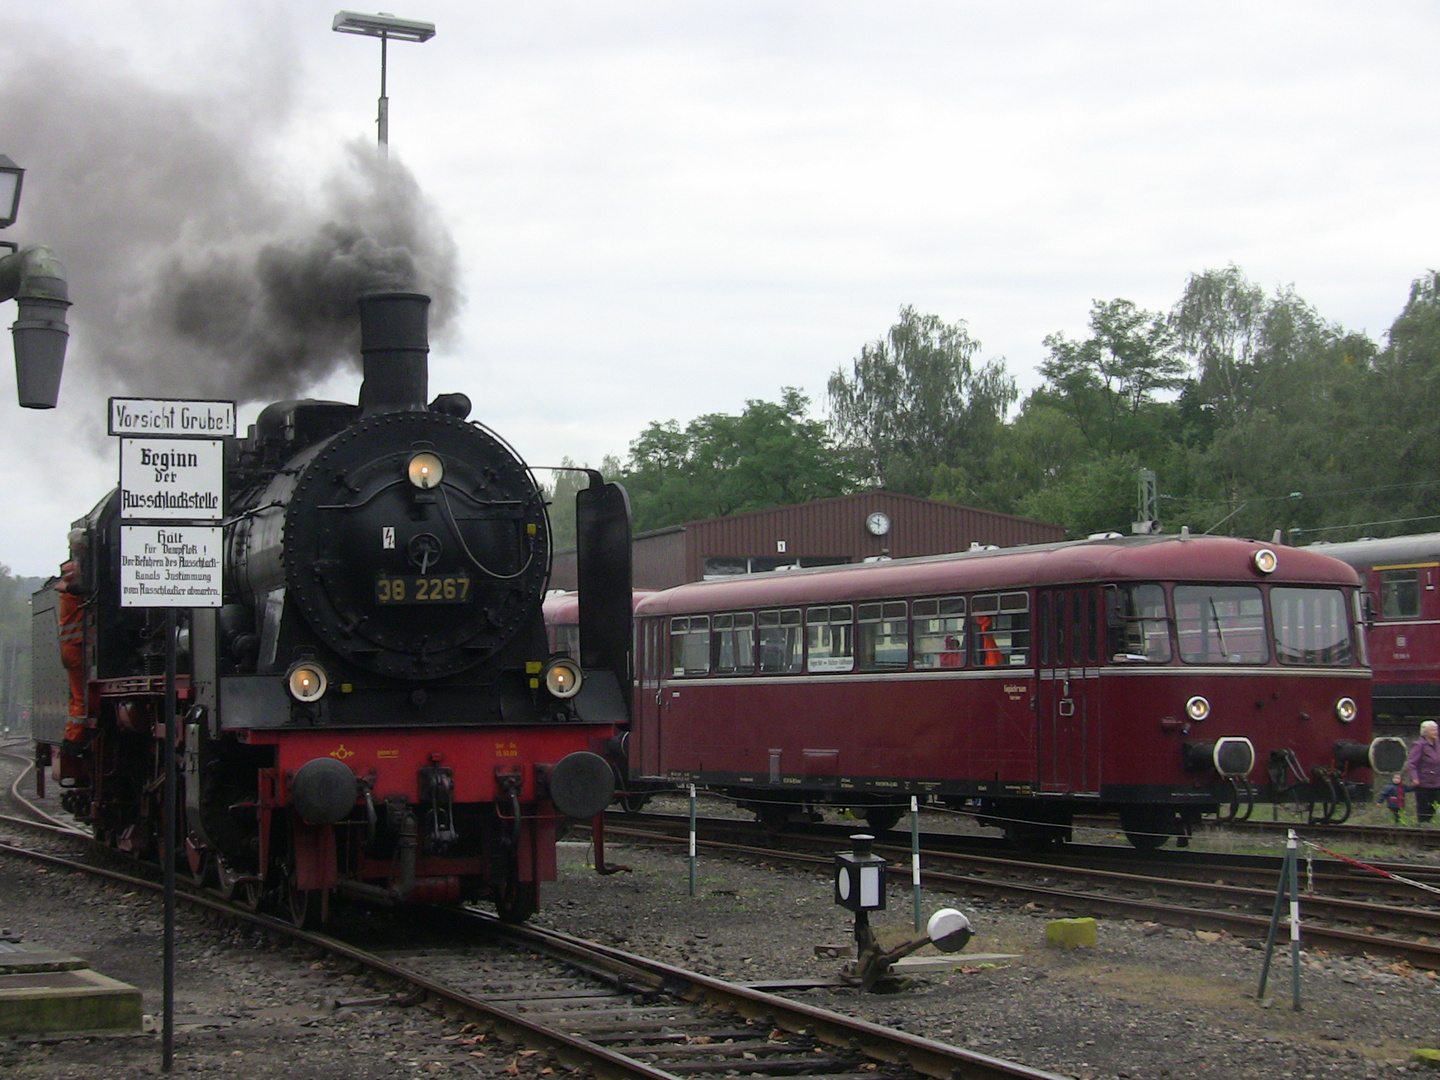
[0,1,1437,577]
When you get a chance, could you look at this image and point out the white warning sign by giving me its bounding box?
[120,525,224,609]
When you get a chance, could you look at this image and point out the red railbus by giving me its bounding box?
[627,533,1405,848]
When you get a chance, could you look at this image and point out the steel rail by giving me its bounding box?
[0,832,1065,1080]
[606,820,1440,970]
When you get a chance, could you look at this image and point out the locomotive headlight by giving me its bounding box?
[1252,548,1278,574]
[1185,695,1211,722]
[543,657,583,699]
[287,662,329,702]
[407,452,444,489]
[1335,696,1358,724]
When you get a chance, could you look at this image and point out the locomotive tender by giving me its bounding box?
[32,292,633,924]
[623,532,1406,848]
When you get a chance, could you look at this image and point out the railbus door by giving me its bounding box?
[635,616,667,777]
[1037,587,1102,794]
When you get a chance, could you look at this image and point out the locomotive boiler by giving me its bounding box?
[32,292,634,924]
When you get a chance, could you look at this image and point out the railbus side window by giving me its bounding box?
[669,615,711,676]
[858,600,909,670]
[971,592,1031,667]
[1106,583,1171,662]
[807,605,855,672]
[714,612,756,674]
[1380,568,1421,619]
[757,609,803,673]
[913,597,966,669]
[1173,585,1267,664]
[1271,587,1354,666]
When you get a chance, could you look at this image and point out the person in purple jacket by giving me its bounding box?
[1404,720,1440,824]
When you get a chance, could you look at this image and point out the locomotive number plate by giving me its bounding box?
[375,575,472,604]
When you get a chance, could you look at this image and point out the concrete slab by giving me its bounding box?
[0,941,88,974]
[0,942,142,1034]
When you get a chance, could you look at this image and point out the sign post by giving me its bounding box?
[109,397,234,1072]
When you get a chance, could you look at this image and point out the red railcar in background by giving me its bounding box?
[623,533,1405,848]
[1305,532,1440,738]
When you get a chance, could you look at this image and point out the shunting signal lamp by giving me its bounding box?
[834,833,887,912]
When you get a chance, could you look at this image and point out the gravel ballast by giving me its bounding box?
[1,828,1438,1079]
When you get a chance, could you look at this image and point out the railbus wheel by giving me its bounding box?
[862,804,906,833]
[1117,806,1173,852]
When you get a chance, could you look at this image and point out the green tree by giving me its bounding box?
[0,565,38,730]
[1175,273,1379,540]
[542,455,622,552]
[1038,298,1187,457]
[826,306,1016,499]
[1346,269,1440,537]
[1015,453,1146,539]
[619,389,855,532]
[1171,265,1267,429]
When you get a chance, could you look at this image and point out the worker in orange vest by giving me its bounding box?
[57,528,89,759]
[974,613,1003,667]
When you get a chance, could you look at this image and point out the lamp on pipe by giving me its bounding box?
[0,153,70,408]
[332,10,436,153]
[0,156,23,233]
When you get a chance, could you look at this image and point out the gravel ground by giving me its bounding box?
[537,834,1440,1079]
[3,819,1440,1079]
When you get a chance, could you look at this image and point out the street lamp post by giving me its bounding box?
[332,10,436,154]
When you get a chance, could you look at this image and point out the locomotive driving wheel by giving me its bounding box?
[188,850,215,888]
[284,866,322,930]
[495,875,539,923]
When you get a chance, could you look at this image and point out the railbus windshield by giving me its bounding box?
[1270,586,1355,666]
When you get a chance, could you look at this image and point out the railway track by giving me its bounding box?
[0,747,1069,1080]
[611,810,1440,969]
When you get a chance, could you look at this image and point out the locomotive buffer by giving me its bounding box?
[110,395,235,1072]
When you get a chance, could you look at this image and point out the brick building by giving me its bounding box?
[550,491,1063,591]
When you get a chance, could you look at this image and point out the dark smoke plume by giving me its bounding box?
[0,24,462,405]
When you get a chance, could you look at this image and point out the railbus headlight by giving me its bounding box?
[1185,695,1211,722]
[1334,697,1358,724]
[543,656,583,699]
[1253,548,1278,574]
[407,451,444,489]
[287,661,329,702]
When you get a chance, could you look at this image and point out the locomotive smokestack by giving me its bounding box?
[358,291,430,414]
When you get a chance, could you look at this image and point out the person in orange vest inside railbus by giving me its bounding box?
[57,527,90,761]
[974,613,1003,667]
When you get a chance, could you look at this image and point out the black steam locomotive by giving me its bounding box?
[32,292,633,924]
